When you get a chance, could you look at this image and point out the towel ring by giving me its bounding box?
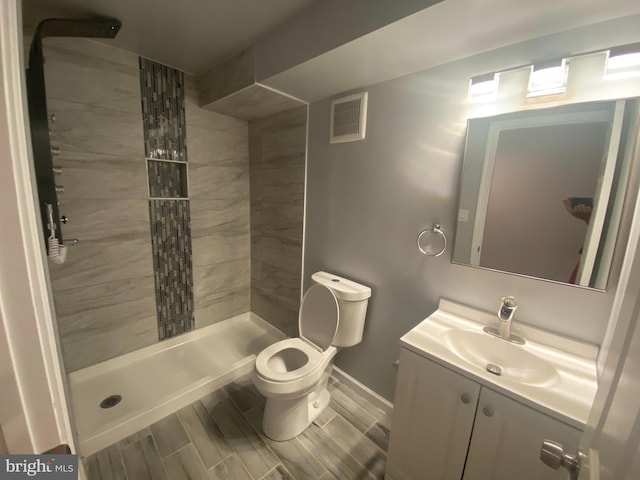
[417,224,447,257]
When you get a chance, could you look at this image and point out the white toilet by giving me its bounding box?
[252,271,371,441]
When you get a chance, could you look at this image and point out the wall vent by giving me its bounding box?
[329,92,368,143]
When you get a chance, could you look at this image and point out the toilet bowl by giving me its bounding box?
[252,271,371,441]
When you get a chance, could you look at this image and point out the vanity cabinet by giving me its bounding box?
[386,348,581,480]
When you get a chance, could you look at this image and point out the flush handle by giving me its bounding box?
[540,440,581,480]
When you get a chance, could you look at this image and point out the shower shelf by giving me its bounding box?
[146,159,189,199]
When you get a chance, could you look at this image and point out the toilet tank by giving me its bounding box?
[311,271,371,347]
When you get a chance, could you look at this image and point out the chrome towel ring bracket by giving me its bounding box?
[417,224,447,257]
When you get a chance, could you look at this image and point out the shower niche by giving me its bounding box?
[147,159,189,199]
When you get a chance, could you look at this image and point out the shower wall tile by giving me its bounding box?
[185,74,251,330]
[48,239,153,293]
[58,199,150,243]
[139,58,187,161]
[43,38,142,115]
[186,122,248,166]
[249,107,307,336]
[191,235,250,267]
[148,200,194,340]
[62,315,158,372]
[190,198,250,238]
[140,59,196,340]
[188,163,249,200]
[47,98,144,158]
[55,155,147,200]
[53,276,156,319]
[42,38,154,372]
[185,76,247,131]
[194,288,251,329]
[55,279,156,342]
[193,259,250,295]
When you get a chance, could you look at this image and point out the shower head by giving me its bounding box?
[35,17,121,40]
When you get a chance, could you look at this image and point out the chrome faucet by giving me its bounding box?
[483,296,525,345]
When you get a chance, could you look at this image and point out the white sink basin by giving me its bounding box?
[400,299,598,428]
[441,329,559,386]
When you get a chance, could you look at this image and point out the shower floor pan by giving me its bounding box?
[68,312,284,456]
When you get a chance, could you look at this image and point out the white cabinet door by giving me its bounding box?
[463,388,581,480]
[386,349,481,480]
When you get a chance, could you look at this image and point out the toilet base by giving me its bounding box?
[261,372,331,441]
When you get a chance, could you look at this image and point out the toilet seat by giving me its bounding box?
[254,284,340,384]
[255,338,325,383]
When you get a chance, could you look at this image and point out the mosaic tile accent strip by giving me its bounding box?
[149,200,194,340]
[147,160,188,198]
[140,58,187,161]
[140,57,194,340]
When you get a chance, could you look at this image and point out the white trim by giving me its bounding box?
[577,101,625,286]
[255,81,307,105]
[332,366,394,419]
[301,104,310,301]
[148,197,190,201]
[0,0,75,455]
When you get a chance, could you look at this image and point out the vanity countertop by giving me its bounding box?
[401,299,598,429]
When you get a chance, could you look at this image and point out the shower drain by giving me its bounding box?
[100,395,122,409]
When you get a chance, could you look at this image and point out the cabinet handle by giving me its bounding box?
[461,394,472,404]
[482,406,494,417]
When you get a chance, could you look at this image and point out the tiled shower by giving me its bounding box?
[41,36,307,373]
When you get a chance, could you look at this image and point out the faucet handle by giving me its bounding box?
[498,296,518,321]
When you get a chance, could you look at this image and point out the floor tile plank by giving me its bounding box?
[365,422,391,453]
[200,391,279,479]
[118,428,151,449]
[244,405,328,480]
[332,381,392,428]
[150,413,191,457]
[208,454,252,480]
[224,376,265,412]
[328,383,377,433]
[260,464,294,480]
[121,435,167,480]
[299,424,377,480]
[177,402,232,469]
[163,444,209,480]
[90,444,126,480]
[324,415,387,479]
[313,405,338,428]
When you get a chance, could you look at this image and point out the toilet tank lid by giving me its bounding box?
[311,271,371,301]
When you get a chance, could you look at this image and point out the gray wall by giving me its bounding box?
[249,107,307,336]
[304,37,631,401]
[43,38,251,372]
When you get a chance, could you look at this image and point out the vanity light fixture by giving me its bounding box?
[605,43,640,80]
[468,73,498,102]
[527,58,568,97]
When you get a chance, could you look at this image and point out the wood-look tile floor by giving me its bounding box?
[86,375,391,480]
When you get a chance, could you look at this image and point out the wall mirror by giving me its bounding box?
[453,99,639,290]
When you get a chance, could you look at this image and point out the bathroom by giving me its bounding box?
[2,0,640,479]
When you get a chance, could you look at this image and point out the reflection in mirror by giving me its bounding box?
[453,99,639,290]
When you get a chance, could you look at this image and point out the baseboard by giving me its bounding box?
[332,366,394,418]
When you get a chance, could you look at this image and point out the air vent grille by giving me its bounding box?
[330,92,368,143]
